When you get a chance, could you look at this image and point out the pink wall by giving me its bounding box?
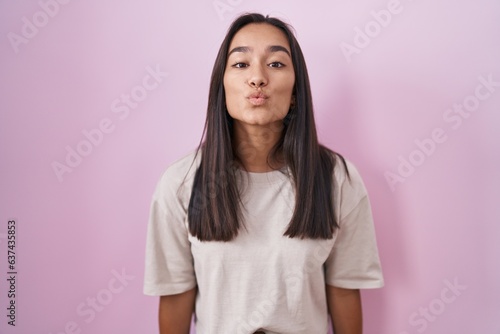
[1,1,499,333]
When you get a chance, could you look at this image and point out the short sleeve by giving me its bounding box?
[143,165,197,296]
[325,160,384,289]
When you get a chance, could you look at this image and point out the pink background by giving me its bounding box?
[1,1,499,333]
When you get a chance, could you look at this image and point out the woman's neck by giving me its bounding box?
[232,121,284,172]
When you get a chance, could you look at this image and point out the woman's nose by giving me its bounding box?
[248,65,268,88]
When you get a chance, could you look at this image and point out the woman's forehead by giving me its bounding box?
[229,23,290,51]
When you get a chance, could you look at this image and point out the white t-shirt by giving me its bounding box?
[143,151,384,334]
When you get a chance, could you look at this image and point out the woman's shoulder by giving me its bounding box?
[332,153,363,187]
[321,146,363,186]
[162,149,201,180]
[328,151,370,217]
[153,149,201,199]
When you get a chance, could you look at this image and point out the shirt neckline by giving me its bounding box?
[238,167,289,185]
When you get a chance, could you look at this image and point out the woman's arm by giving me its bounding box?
[326,285,362,334]
[159,287,196,334]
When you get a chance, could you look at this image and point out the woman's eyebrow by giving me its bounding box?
[228,45,291,57]
[228,46,251,56]
[268,45,291,57]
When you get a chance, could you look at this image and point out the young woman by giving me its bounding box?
[144,13,384,334]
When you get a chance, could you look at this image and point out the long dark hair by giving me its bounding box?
[187,13,348,241]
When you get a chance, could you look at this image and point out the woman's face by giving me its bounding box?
[223,23,295,128]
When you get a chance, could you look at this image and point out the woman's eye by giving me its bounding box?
[232,63,248,68]
[269,62,285,68]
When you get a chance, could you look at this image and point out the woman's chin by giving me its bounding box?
[231,109,285,126]
[235,117,284,128]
